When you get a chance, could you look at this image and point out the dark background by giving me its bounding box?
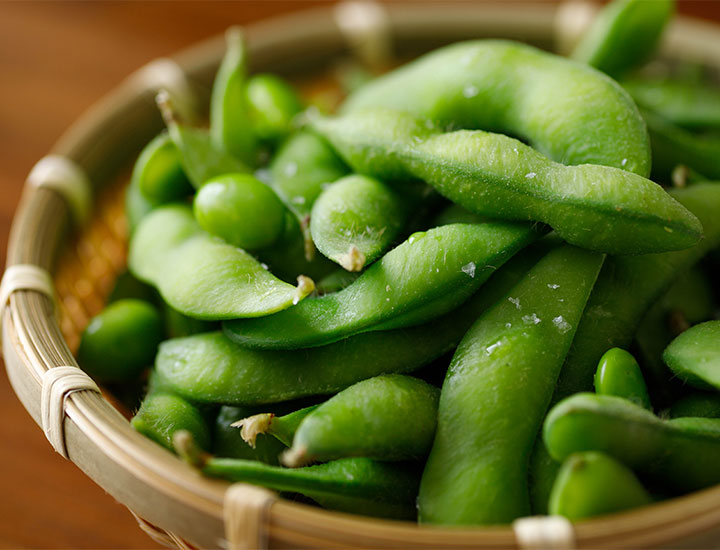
[1,2,720,548]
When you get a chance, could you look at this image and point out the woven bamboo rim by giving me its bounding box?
[6,3,720,549]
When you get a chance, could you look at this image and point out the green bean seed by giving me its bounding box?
[594,348,652,410]
[128,204,313,319]
[549,452,653,521]
[544,393,720,493]
[193,173,286,251]
[223,222,539,349]
[310,175,406,271]
[418,245,604,525]
[78,299,163,382]
[131,393,211,452]
[247,74,303,142]
[663,321,720,390]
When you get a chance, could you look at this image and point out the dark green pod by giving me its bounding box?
[594,348,651,410]
[663,321,720,390]
[669,393,720,419]
[132,393,212,452]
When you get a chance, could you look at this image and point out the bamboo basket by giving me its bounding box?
[5,2,720,549]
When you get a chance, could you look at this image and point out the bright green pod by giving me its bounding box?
[131,393,212,452]
[175,431,420,520]
[223,222,539,349]
[210,28,257,166]
[77,299,163,382]
[132,132,193,204]
[312,108,701,255]
[343,40,650,176]
[530,183,720,513]
[310,175,405,271]
[418,245,604,525]
[157,91,248,189]
[622,77,720,130]
[269,131,349,258]
[669,393,720,419]
[193,173,286,251]
[663,321,720,390]
[549,452,653,521]
[594,348,652,410]
[235,406,318,449]
[213,406,286,465]
[128,204,314,320]
[246,73,303,142]
[155,247,545,405]
[544,393,720,493]
[571,0,674,78]
[282,375,439,467]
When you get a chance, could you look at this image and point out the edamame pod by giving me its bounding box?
[235,406,318,448]
[155,247,545,405]
[223,222,539,349]
[549,452,653,521]
[571,0,673,78]
[544,393,720,492]
[246,74,303,142]
[128,204,313,319]
[131,393,211,452]
[210,28,257,165]
[311,108,701,254]
[663,321,720,390]
[132,132,193,204]
[175,431,420,520]
[594,348,651,410]
[213,406,286,465]
[315,269,360,295]
[343,40,650,175]
[282,375,439,467]
[418,245,605,525]
[310,175,406,271]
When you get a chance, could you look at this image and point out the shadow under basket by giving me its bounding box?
[5,2,720,548]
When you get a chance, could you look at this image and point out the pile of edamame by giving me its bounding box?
[78,0,720,525]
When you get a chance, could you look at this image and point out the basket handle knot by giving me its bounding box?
[223,483,277,550]
[41,366,100,459]
[27,155,92,227]
[513,515,576,550]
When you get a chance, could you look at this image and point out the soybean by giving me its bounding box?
[247,74,303,142]
[594,348,651,410]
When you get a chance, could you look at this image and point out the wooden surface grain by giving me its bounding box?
[1,2,720,549]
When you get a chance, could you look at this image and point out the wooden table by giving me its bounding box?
[1,2,719,548]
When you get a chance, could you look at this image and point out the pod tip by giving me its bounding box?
[338,245,366,272]
[280,445,310,468]
[231,413,275,448]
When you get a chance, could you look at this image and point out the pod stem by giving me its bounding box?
[294,275,315,304]
[173,430,211,469]
[231,413,275,448]
[338,245,366,272]
[156,89,181,139]
[300,215,316,262]
[280,445,311,468]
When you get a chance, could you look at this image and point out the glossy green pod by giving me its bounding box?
[223,222,539,349]
[193,173,286,251]
[132,132,193,204]
[669,393,720,419]
[128,204,314,319]
[282,375,439,467]
[155,247,545,405]
[594,348,651,410]
[544,393,720,492]
[131,393,212,452]
[312,108,700,255]
[549,452,653,520]
[343,40,650,176]
[77,299,163,382]
[418,245,604,525]
[210,28,257,165]
[213,406,286,465]
[175,431,420,520]
[571,0,674,78]
[663,321,720,390]
[246,74,303,142]
[310,175,406,271]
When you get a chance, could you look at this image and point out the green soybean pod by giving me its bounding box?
[175,431,420,520]
[311,108,701,255]
[131,393,212,452]
[310,175,406,271]
[210,28,256,165]
[549,452,653,521]
[128,204,314,320]
[418,245,605,525]
[246,74,303,142]
[282,375,439,467]
[193,173,286,251]
[432,203,486,226]
[594,348,652,410]
[543,393,720,492]
[343,40,651,176]
[234,406,319,448]
[155,247,546,406]
[669,393,720,419]
[157,91,249,188]
[132,132,192,204]
[213,406,286,465]
[77,299,163,382]
[571,0,674,78]
[663,321,720,390]
[223,222,539,350]
[530,183,720,513]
